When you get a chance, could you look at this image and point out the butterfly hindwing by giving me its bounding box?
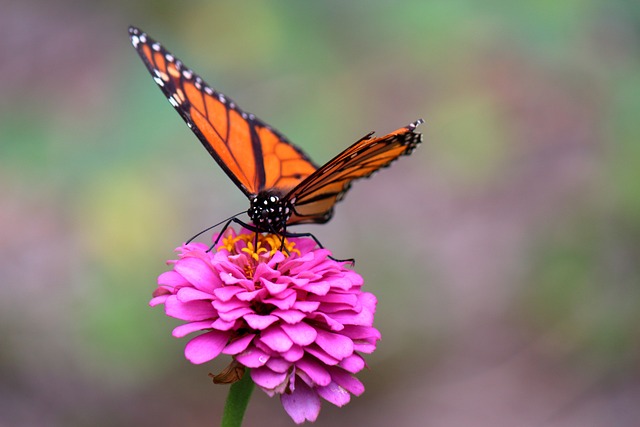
[286,120,423,224]
[129,26,317,197]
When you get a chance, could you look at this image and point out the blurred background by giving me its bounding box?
[1,0,639,426]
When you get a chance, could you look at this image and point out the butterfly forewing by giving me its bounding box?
[129,26,317,197]
[256,125,318,191]
[286,120,423,224]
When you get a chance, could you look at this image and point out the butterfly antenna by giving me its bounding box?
[185,210,247,245]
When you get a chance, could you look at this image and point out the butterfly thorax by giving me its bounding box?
[248,191,293,233]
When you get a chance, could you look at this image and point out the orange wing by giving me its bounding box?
[129,27,317,197]
[285,119,423,225]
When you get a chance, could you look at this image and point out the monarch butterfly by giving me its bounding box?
[129,26,423,250]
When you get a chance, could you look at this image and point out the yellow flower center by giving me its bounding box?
[218,232,300,261]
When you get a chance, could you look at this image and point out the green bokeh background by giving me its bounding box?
[2,1,639,426]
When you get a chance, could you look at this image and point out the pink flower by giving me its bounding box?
[151,228,380,423]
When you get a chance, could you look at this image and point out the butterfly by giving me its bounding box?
[129,26,423,251]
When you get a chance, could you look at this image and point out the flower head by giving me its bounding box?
[151,228,380,423]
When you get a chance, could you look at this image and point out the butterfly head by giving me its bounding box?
[248,191,293,233]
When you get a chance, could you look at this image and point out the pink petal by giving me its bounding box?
[180,242,209,254]
[316,382,351,407]
[265,251,286,267]
[218,263,253,288]
[165,297,216,321]
[174,257,220,293]
[172,320,213,338]
[273,309,307,324]
[309,292,358,306]
[259,326,293,352]
[330,297,374,326]
[222,334,254,355]
[149,295,168,306]
[282,345,304,362]
[354,341,377,353]
[314,329,354,360]
[184,330,230,364]
[280,379,321,424]
[176,287,213,302]
[316,302,356,314]
[327,366,365,396]
[299,280,330,296]
[235,288,266,301]
[266,357,291,373]
[343,292,377,325]
[263,290,297,310]
[253,262,280,282]
[213,286,244,301]
[211,298,248,313]
[217,306,253,322]
[280,275,310,288]
[338,353,366,373]
[341,325,381,340]
[343,270,364,286]
[251,366,288,389]
[281,322,317,346]
[296,357,331,386]
[212,317,238,331]
[244,314,279,330]
[289,237,316,254]
[152,286,172,297]
[235,347,270,367]
[325,275,356,291]
[287,253,318,274]
[291,300,320,313]
[261,278,289,295]
[306,312,344,331]
[304,345,339,366]
[157,270,189,288]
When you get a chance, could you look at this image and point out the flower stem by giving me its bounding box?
[220,370,255,427]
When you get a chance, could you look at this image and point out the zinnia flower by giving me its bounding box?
[150,228,380,423]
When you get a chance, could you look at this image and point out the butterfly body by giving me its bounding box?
[129,26,423,243]
[248,191,293,233]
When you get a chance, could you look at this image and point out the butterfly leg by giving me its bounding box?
[205,217,262,252]
[282,231,355,265]
[206,218,235,252]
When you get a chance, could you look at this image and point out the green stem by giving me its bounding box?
[220,370,255,427]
